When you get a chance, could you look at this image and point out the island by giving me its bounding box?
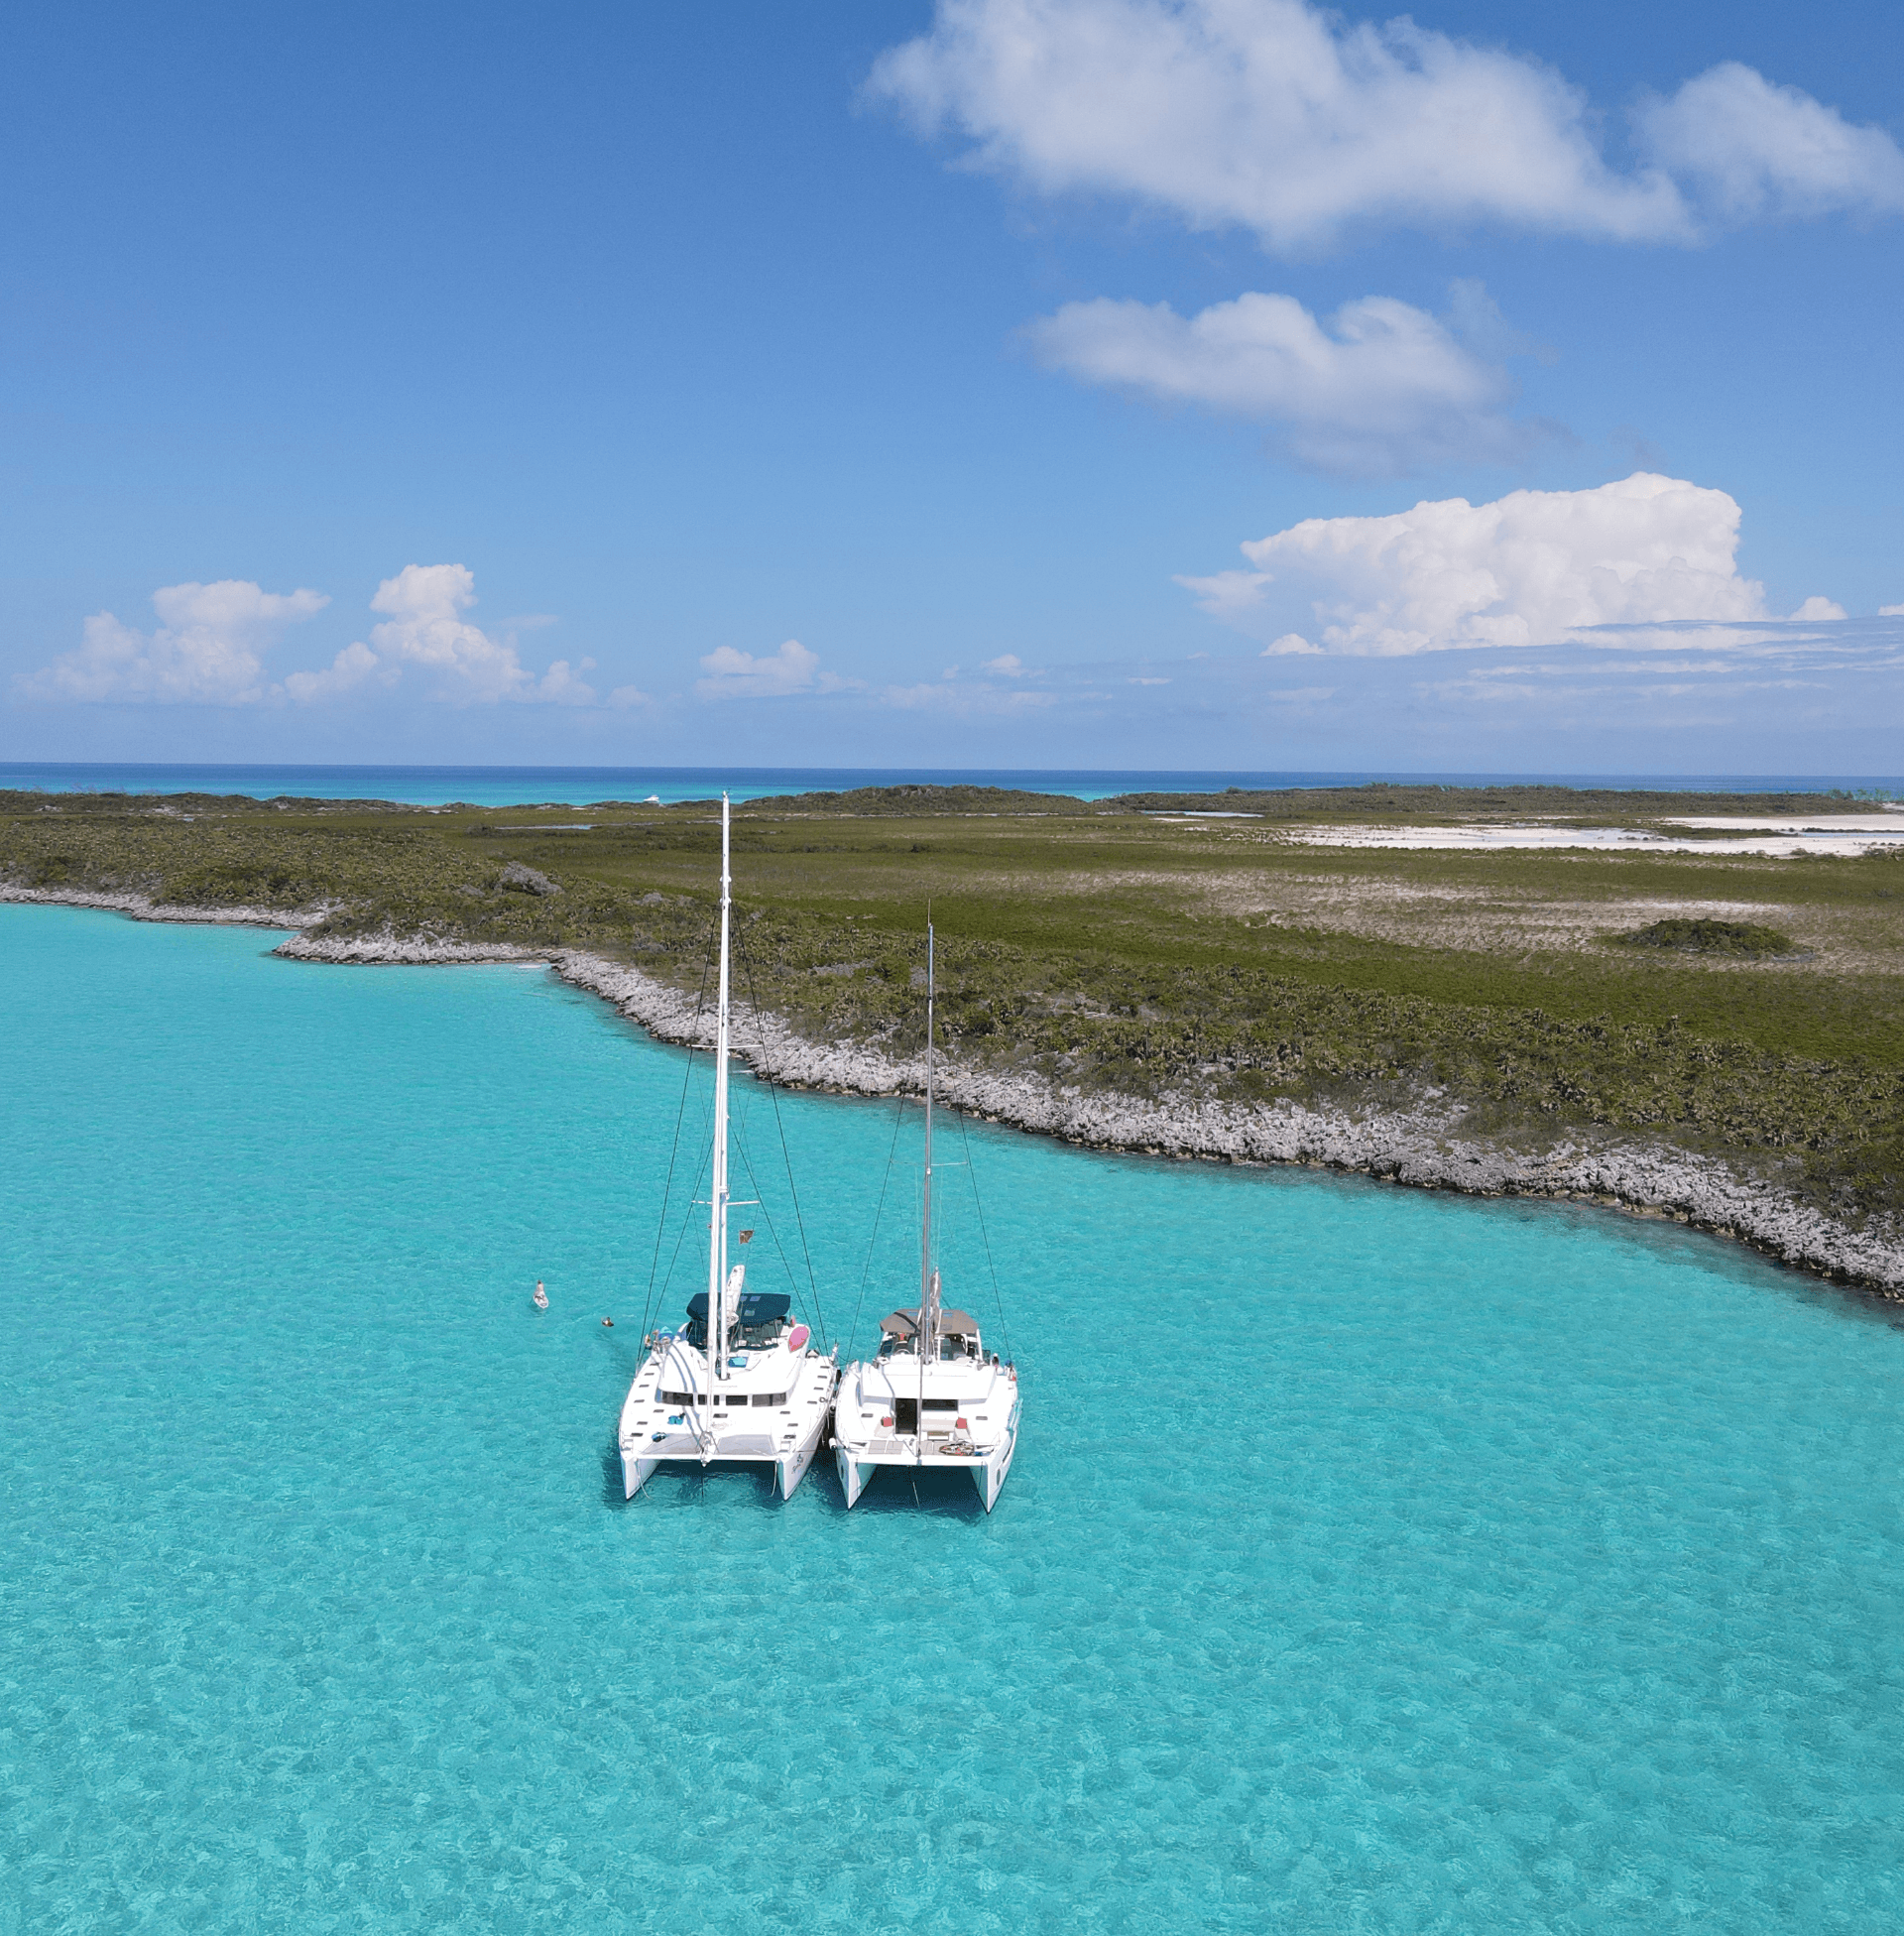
[5,781,1901,1295]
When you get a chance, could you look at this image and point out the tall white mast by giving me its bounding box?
[707,792,732,1387]
[917,921,937,1451]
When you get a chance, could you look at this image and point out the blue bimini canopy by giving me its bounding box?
[685,1291,792,1324]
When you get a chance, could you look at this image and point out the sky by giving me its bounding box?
[3,0,1901,774]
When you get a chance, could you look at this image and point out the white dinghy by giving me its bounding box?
[617,794,838,1500]
[832,923,1020,1512]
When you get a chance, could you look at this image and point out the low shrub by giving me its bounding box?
[1616,917,1796,955]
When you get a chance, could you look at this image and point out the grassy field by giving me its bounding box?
[6,783,1902,1219]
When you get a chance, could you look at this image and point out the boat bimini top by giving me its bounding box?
[682,1289,793,1347]
[879,1306,988,1362]
[880,1306,978,1340]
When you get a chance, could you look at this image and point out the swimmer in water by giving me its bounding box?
[533,1279,549,1310]
[602,1317,614,1328]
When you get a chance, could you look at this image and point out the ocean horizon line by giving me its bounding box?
[5,759,1902,809]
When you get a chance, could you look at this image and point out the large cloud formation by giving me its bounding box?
[694,638,852,700]
[1176,472,1852,655]
[346,564,595,706]
[1026,287,1534,475]
[17,580,330,704]
[872,0,1904,250]
[16,565,595,707]
[1633,61,1904,223]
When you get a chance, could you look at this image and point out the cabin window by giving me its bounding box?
[921,1397,960,1411]
[751,1392,786,1407]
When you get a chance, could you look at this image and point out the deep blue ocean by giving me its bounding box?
[5,762,1900,807]
[4,904,1903,1931]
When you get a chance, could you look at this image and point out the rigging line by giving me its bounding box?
[729,1116,806,1316]
[656,1138,712,1321]
[848,1087,910,1355]
[639,1042,697,1343]
[650,913,723,1339]
[638,924,718,1343]
[735,928,829,1351]
[954,1106,1014,1367]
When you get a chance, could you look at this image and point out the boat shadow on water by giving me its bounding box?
[835,1464,990,1520]
[596,1438,990,1519]
[594,1440,818,1512]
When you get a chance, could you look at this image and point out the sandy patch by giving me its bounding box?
[1207,875,1815,959]
[1284,821,1904,856]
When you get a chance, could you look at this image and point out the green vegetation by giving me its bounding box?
[5,782,1902,1221]
[1616,917,1797,956]
[1109,781,1878,821]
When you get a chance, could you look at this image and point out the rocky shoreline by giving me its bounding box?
[11,885,1902,1300]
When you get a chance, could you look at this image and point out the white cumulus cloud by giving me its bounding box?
[529,659,599,704]
[1177,472,1845,655]
[352,563,595,706]
[871,0,1904,249]
[1637,62,1904,222]
[17,564,607,708]
[282,640,387,705]
[1027,287,1536,475]
[695,638,848,700]
[16,580,329,704]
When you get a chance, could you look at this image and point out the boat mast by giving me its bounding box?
[918,920,937,1451]
[708,792,732,1388]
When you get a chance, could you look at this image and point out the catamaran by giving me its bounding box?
[832,922,1020,1512]
[617,794,838,1500]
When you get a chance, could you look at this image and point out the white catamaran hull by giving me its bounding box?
[615,792,841,1511]
[830,917,1023,1515]
[622,1436,824,1501]
[835,1399,1019,1512]
[622,1367,837,1502]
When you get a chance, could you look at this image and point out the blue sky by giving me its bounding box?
[3,0,1900,772]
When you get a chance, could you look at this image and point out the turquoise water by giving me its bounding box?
[8,763,1897,807]
[4,906,1903,1932]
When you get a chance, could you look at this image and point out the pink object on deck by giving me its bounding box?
[787,1323,810,1352]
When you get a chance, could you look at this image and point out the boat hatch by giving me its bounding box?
[893,1397,919,1435]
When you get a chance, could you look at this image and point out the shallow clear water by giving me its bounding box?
[7,762,1895,807]
[4,904,1902,1933]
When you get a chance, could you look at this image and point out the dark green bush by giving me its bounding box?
[1616,918,1795,955]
